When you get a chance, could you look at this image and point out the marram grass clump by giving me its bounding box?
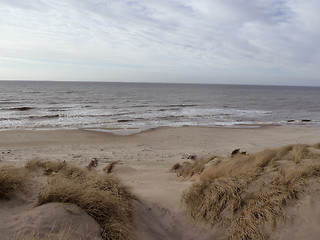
[182,143,320,240]
[103,161,119,174]
[0,165,28,200]
[172,155,218,178]
[25,159,86,178]
[25,159,135,240]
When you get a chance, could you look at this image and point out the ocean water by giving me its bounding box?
[0,81,319,134]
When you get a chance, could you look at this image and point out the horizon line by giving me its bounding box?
[0,79,319,88]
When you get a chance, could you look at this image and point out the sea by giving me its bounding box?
[0,81,319,134]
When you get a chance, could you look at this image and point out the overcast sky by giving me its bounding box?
[0,0,319,86]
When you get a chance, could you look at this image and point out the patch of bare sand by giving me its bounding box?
[0,173,102,240]
[134,200,225,240]
[272,182,320,240]
[0,203,102,240]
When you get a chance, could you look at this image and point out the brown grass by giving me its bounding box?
[25,159,86,179]
[199,145,294,182]
[103,161,119,174]
[312,142,320,149]
[182,143,320,240]
[87,157,99,171]
[34,160,135,240]
[171,163,181,171]
[0,165,28,200]
[183,178,243,226]
[176,155,218,178]
[282,144,317,163]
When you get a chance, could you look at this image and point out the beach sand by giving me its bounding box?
[1,126,320,239]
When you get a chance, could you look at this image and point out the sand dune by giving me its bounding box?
[0,203,102,240]
[1,126,320,239]
[272,191,320,240]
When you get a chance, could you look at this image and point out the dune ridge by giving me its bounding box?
[0,160,135,240]
[182,144,320,239]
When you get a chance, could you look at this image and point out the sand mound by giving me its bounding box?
[0,165,27,200]
[0,160,135,240]
[271,190,320,240]
[114,165,138,174]
[0,203,102,240]
[182,143,320,239]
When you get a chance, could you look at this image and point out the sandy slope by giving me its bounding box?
[1,126,320,239]
[271,183,320,240]
[0,172,102,240]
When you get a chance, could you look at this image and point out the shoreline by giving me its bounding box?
[0,123,319,141]
[0,122,316,136]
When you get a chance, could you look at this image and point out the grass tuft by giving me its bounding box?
[0,166,28,200]
[312,142,320,149]
[25,159,86,179]
[171,163,181,172]
[183,178,243,226]
[103,161,119,174]
[35,161,135,240]
[183,143,320,239]
[87,157,99,171]
[176,155,217,178]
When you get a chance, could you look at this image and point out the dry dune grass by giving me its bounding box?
[30,160,135,240]
[25,159,86,178]
[1,159,136,240]
[0,165,28,200]
[171,162,181,171]
[0,159,136,240]
[173,155,218,178]
[312,142,320,149]
[182,143,320,240]
[103,161,119,174]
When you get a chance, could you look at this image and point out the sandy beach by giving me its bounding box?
[2,0,320,238]
[1,125,320,239]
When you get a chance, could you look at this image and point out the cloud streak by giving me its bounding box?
[0,0,319,85]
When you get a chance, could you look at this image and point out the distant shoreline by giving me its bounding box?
[1,122,319,136]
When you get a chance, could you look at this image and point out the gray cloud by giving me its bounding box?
[0,0,319,85]
[0,0,48,11]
